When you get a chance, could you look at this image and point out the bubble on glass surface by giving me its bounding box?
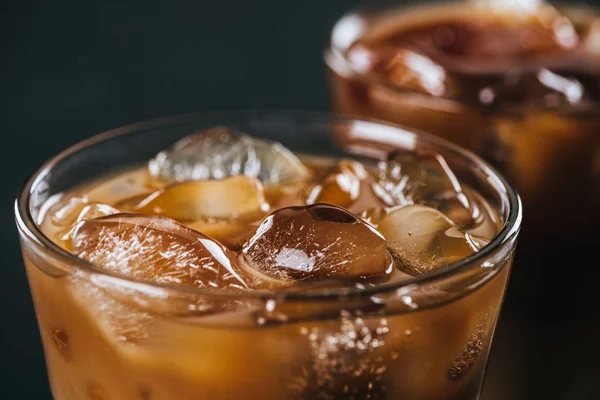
[448,318,487,381]
[149,126,308,186]
[72,213,248,290]
[50,328,70,359]
[294,313,390,398]
[378,205,480,275]
[241,204,390,286]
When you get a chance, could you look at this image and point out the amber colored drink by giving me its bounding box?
[16,112,521,400]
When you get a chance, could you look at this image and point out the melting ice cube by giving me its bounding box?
[375,151,484,231]
[134,176,269,222]
[378,205,480,275]
[72,213,248,290]
[241,204,391,284]
[306,160,382,213]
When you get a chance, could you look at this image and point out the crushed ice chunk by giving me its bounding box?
[58,203,120,242]
[348,44,452,97]
[306,160,383,213]
[383,49,449,97]
[149,127,308,186]
[51,196,89,226]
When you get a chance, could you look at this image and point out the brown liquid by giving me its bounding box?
[25,139,511,400]
[327,3,600,229]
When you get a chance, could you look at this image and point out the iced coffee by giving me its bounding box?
[16,113,521,399]
[326,0,600,227]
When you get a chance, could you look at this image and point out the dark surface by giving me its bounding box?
[2,1,600,399]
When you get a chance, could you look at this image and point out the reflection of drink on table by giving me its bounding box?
[16,113,521,399]
[326,0,600,229]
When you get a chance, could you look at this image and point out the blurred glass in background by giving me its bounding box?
[325,1,600,399]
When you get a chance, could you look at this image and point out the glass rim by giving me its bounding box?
[15,110,522,302]
[324,1,600,113]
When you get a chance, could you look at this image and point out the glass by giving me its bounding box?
[15,111,521,400]
[325,0,599,231]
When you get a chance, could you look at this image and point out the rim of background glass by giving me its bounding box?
[324,0,600,113]
[15,110,522,301]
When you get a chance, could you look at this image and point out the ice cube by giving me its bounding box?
[133,176,269,222]
[306,160,382,213]
[447,9,567,56]
[51,196,89,226]
[58,202,120,242]
[436,190,500,239]
[76,203,120,221]
[149,127,308,186]
[377,205,480,275]
[52,196,119,227]
[349,43,454,97]
[374,151,479,226]
[382,49,450,97]
[407,9,574,77]
[375,151,442,206]
[479,68,586,108]
[241,204,391,284]
[71,213,248,290]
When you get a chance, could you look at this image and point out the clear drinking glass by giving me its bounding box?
[15,111,521,400]
[325,0,600,230]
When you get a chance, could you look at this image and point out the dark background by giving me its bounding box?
[2,1,600,399]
